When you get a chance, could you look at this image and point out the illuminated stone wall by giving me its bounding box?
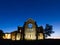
[24,18,37,40]
[3,18,44,40]
[16,33,21,40]
[11,33,16,40]
[38,33,44,40]
[3,33,11,39]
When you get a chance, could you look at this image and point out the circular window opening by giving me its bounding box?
[28,23,33,28]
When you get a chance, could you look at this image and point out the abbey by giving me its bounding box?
[3,18,45,40]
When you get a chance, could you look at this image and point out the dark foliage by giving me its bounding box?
[44,24,54,37]
[0,29,4,39]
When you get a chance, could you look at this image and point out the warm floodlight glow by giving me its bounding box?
[12,36,15,40]
[38,33,43,40]
[3,33,11,39]
[25,33,36,40]
[20,30,21,32]
[16,33,21,40]
[11,33,16,40]
[3,36,6,39]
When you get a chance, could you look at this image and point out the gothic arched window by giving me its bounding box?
[28,23,33,28]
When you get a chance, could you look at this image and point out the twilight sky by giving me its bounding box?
[0,0,60,38]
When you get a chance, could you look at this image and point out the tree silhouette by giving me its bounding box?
[0,29,4,39]
[44,24,54,37]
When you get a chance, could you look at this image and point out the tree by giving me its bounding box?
[44,24,54,38]
[0,29,4,39]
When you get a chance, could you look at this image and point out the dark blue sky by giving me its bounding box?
[0,0,60,37]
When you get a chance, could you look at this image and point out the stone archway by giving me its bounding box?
[24,18,37,40]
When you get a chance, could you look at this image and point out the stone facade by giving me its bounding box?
[3,18,44,40]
